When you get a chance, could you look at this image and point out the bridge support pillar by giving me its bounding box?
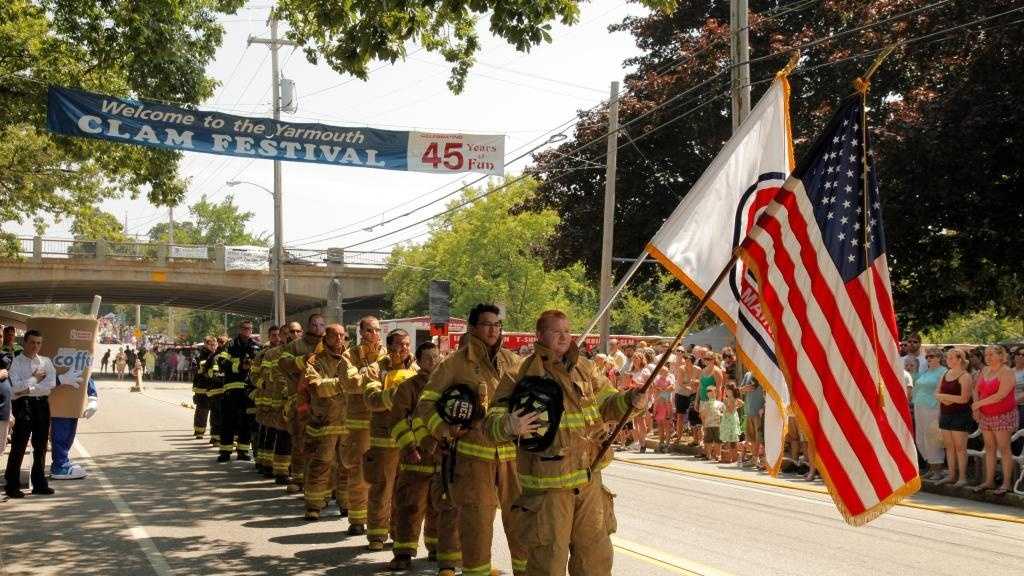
[157,245,167,266]
[325,277,344,325]
[215,244,226,269]
[32,236,42,262]
[96,239,108,262]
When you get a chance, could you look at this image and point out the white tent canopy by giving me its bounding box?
[682,323,735,351]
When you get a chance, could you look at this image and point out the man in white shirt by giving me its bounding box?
[4,330,58,498]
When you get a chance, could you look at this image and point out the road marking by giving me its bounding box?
[612,536,735,576]
[74,440,174,576]
[614,456,1024,525]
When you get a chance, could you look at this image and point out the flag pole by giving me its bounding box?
[591,250,739,469]
[853,45,896,408]
[577,248,649,345]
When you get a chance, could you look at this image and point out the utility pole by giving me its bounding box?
[730,0,751,130]
[598,81,620,354]
[731,0,750,383]
[249,13,295,328]
[167,205,175,343]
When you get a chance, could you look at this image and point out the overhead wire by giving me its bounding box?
[347,79,733,252]
[282,0,831,247]
[353,5,1024,253]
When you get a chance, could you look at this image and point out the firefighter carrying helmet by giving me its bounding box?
[436,383,485,427]
[507,375,564,452]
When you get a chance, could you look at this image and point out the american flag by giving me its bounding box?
[737,93,920,525]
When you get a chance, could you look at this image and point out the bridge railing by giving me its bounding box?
[13,236,389,269]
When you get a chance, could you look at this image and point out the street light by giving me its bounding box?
[227,179,285,327]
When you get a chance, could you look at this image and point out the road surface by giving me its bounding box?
[2,378,1022,576]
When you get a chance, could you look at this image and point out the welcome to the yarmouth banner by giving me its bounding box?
[47,87,505,176]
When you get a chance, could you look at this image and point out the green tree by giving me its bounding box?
[385,177,596,331]
[923,308,1024,345]
[527,0,1024,332]
[70,207,126,242]
[276,0,675,93]
[0,0,245,255]
[147,195,269,246]
[608,270,712,336]
[143,194,267,343]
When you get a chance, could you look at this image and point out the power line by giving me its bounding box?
[281,0,832,248]
[345,83,732,251]
[358,8,1024,253]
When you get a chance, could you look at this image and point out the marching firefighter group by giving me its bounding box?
[189,304,650,576]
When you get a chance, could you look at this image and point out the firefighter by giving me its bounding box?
[206,336,230,446]
[340,315,386,535]
[412,304,526,576]
[191,336,219,439]
[363,328,418,550]
[278,314,327,492]
[217,320,261,462]
[267,322,302,483]
[388,341,457,572]
[487,310,646,576]
[302,323,351,520]
[252,325,282,477]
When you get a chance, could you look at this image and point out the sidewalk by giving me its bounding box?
[627,434,1024,510]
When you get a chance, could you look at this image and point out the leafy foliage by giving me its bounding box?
[384,177,597,332]
[0,0,244,254]
[922,308,1024,345]
[70,207,126,242]
[275,0,676,93]
[527,0,1024,332]
[147,194,269,247]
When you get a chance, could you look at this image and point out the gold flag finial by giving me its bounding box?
[854,44,898,94]
[777,50,801,78]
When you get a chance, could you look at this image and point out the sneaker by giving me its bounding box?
[4,489,25,499]
[368,540,385,551]
[274,476,290,485]
[217,452,231,463]
[51,464,88,480]
[286,483,303,494]
[236,452,252,462]
[304,509,320,521]
[347,523,367,536]
[31,486,56,495]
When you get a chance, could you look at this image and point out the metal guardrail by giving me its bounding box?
[11,236,389,269]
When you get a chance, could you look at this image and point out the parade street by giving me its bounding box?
[2,378,1022,576]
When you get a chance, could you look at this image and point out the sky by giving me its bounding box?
[16,0,653,254]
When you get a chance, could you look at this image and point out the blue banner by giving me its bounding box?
[46,87,504,175]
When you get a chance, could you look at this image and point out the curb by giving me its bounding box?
[636,437,1024,511]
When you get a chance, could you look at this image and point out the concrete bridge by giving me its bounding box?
[1,236,389,323]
